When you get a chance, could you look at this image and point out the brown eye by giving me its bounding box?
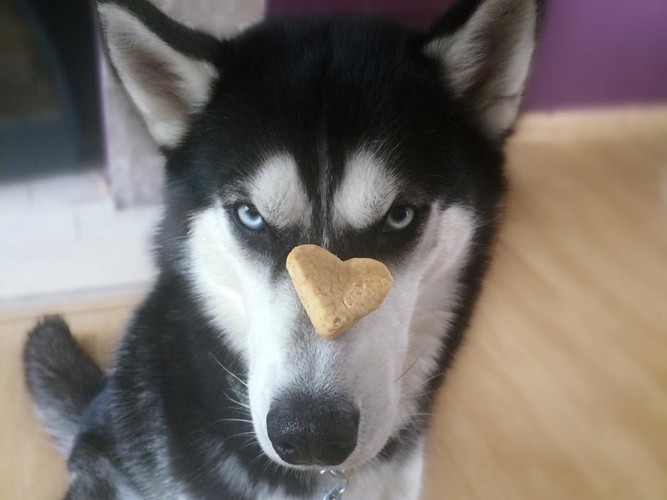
[384,205,415,232]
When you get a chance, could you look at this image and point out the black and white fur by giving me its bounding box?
[24,0,542,498]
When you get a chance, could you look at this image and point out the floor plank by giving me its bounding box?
[422,136,667,500]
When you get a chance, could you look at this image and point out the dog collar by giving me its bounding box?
[320,469,349,500]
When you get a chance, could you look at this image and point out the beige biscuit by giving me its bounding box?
[286,244,393,340]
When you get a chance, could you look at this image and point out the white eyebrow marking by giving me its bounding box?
[249,154,310,229]
[334,151,400,230]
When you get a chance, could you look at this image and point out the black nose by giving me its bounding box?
[266,393,359,466]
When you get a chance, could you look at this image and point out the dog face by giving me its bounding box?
[98,0,540,471]
[185,158,479,470]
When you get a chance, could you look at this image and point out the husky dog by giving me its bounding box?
[24,0,542,498]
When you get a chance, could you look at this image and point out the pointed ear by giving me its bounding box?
[425,0,541,140]
[96,0,221,148]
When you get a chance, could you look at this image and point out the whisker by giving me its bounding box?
[236,438,260,451]
[262,457,282,478]
[209,352,248,388]
[399,388,435,403]
[222,390,250,411]
[249,451,268,467]
[212,418,254,425]
[226,430,257,441]
[399,372,443,398]
[394,349,428,384]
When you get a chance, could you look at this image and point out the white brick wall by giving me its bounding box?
[0,171,159,305]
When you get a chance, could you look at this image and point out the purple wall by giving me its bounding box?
[268,0,667,110]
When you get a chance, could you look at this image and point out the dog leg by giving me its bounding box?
[64,457,122,500]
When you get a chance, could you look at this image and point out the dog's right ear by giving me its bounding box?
[96,0,221,148]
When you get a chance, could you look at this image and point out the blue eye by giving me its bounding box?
[236,204,265,231]
[384,205,415,232]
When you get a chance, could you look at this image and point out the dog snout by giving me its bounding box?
[266,393,359,466]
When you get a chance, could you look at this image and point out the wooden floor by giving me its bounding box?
[1,108,666,499]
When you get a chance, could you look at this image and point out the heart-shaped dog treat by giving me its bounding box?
[286,244,393,340]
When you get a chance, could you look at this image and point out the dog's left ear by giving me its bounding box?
[425,0,542,140]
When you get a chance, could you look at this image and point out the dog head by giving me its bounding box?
[97,0,540,471]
